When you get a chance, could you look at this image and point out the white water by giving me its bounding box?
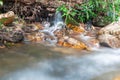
[41,12,65,45]
[1,48,120,80]
[1,11,120,80]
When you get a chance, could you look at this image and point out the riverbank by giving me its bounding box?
[0,0,120,50]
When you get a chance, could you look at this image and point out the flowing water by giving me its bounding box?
[0,44,120,80]
[41,12,65,45]
[0,12,120,80]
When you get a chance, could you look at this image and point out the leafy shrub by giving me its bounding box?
[56,5,80,25]
[57,0,120,26]
[0,0,3,6]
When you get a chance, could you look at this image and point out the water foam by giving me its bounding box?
[2,48,120,80]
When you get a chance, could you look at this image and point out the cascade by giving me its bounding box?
[41,12,65,45]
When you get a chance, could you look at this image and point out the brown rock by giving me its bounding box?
[0,11,15,25]
[98,34,120,48]
[24,32,43,42]
[22,23,44,33]
[57,36,89,50]
[114,75,120,80]
[98,21,120,48]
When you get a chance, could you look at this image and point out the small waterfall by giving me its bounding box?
[41,12,65,45]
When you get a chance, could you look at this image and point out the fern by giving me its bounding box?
[57,0,120,26]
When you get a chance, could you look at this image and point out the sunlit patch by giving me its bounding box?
[114,76,120,80]
[71,42,89,50]
[57,36,88,50]
[67,24,85,34]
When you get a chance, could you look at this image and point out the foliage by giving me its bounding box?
[0,18,7,29]
[56,0,120,25]
[56,5,80,25]
[0,0,3,14]
[0,22,2,29]
[0,0,3,6]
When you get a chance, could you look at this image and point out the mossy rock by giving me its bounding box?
[92,16,112,27]
[0,11,15,25]
[0,16,14,25]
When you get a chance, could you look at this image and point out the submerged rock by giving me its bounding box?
[98,21,120,48]
[114,75,120,80]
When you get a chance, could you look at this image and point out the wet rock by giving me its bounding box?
[99,42,111,48]
[24,32,43,42]
[114,76,120,80]
[71,34,100,49]
[98,34,120,48]
[68,24,100,49]
[67,24,85,35]
[92,16,112,27]
[57,36,89,50]
[98,21,120,48]
[11,30,24,43]
[0,42,5,48]
[0,29,24,43]
[82,37,99,48]
[22,23,44,33]
[54,29,65,39]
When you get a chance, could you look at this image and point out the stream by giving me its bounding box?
[0,44,120,80]
[0,12,120,80]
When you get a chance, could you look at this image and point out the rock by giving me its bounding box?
[24,32,43,42]
[54,29,65,39]
[71,34,100,49]
[0,30,24,43]
[114,76,120,80]
[83,37,99,48]
[92,16,112,27]
[69,25,100,49]
[99,42,112,48]
[57,36,89,50]
[22,23,44,33]
[11,30,24,43]
[0,11,15,25]
[67,24,85,35]
[0,42,5,48]
[98,21,120,48]
[98,34,120,48]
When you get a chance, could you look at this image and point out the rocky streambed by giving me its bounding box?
[0,1,120,80]
[0,0,120,50]
[0,10,120,50]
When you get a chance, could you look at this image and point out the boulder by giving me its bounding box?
[57,36,89,50]
[0,11,15,25]
[98,21,120,48]
[0,29,24,43]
